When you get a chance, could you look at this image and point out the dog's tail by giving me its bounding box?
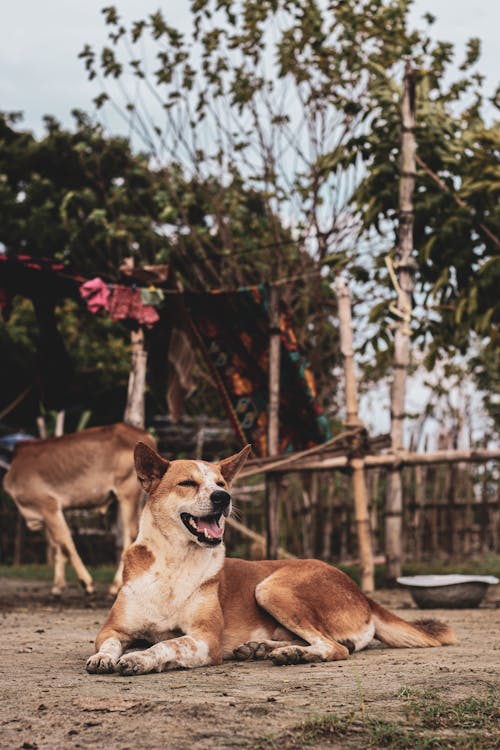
[367,598,457,648]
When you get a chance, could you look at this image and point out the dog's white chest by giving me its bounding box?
[120,555,219,642]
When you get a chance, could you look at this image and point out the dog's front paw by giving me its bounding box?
[86,653,117,674]
[117,651,155,676]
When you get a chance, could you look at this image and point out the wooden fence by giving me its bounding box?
[1,457,497,567]
[228,460,499,563]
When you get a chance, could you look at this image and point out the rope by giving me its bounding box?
[384,256,412,336]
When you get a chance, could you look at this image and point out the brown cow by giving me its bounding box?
[3,423,155,596]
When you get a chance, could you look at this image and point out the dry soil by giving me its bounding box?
[0,578,498,750]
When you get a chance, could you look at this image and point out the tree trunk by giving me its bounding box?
[265,284,281,559]
[385,60,417,584]
[335,275,374,592]
[124,327,147,429]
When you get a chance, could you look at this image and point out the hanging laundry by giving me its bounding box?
[79,277,111,313]
[108,285,133,321]
[136,304,160,327]
[186,285,331,456]
[140,286,164,307]
[108,286,159,328]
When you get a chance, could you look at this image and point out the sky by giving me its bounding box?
[1,1,498,137]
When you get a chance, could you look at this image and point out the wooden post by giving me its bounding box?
[36,417,47,438]
[265,283,281,559]
[124,327,147,429]
[55,410,65,437]
[335,276,375,593]
[413,464,424,561]
[385,60,417,584]
[335,276,363,430]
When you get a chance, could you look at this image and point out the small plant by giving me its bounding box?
[254,686,499,750]
[401,687,499,732]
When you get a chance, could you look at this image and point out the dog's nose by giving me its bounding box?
[210,490,231,512]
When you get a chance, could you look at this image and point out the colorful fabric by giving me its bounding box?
[79,277,111,313]
[186,285,331,457]
[108,286,159,327]
[140,286,165,307]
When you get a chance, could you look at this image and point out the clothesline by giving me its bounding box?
[1,253,328,330]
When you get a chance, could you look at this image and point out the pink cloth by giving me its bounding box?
[80,277,111,313]
[108,286,159,328]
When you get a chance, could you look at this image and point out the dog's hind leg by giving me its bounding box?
[254,568,357,665]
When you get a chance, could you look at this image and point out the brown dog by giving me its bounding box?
[86,443,456,675]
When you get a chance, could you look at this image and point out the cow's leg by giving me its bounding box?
[46,528,67,596]
[109,477,141,596]
[44,508,94,594]
[53,544,68,596]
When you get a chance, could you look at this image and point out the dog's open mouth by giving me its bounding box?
[180,512,225,546]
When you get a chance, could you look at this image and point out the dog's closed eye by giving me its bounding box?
[216,481,225,488]
[178,480,198,488]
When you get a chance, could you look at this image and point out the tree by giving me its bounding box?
[0,111,167,278]
[80,1,498,410]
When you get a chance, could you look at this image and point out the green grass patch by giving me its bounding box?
[0,564,116,583]
[400,687,499,732]
[255,688,499,750]
[254,713,354,750]
[2,555,500,589]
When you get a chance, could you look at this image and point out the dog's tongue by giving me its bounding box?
[197,517,224,539]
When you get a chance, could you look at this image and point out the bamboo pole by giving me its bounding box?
[413,464,424,561]
[265,283,281,559]
[36,417,47,438]
[321,476,334,560]
[124,327,147,429]
[55,410,65,437]
[300,472,317,558]
[385,60,417,584]
[236,448,500,476]
[335,276,363,429]
[335,276,374,593]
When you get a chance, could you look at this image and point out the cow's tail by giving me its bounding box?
[367,598,457,648]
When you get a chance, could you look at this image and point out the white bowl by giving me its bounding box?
[396,574,499,609]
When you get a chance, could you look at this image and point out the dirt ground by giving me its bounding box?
[0,577,498,750]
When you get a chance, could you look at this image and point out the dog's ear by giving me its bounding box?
[219,444,252,485]
[134,442,170,494]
